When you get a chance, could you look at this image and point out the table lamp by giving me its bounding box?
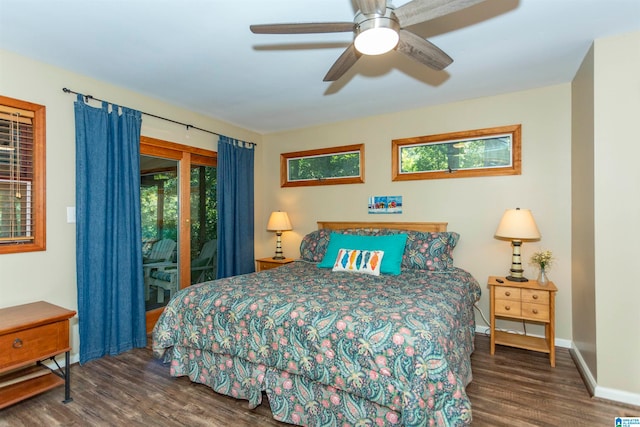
[494,208,541,282]
[267,211,293,260]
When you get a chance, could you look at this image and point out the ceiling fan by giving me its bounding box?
[250,0,486,82]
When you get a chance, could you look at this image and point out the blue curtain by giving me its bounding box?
[74,95,146,364]
[217,136,255,278]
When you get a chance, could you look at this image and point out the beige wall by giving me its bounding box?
[571,44,598,381]
[592,31,640,397]
[0,49,262,361]
[260,84,573,343]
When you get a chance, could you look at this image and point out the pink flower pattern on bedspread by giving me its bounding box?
[153,261,481,426]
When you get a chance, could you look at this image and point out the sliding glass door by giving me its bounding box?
[141,155,179,312]
[189,162,217,284]
[141,136,217,332]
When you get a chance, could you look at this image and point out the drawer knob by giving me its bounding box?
[533,294,539,300]
[505,305,511,311]
[505,291,511,297]
[13,338,23,349]
[533,309,539,314]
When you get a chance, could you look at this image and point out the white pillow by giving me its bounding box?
[332,248,385,276]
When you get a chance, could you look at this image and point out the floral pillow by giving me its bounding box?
[401,231,459,271]
[331,248,385,276]
[300,228,459,271]
[299,229,332,262]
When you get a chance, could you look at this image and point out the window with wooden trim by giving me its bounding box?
[280,144,365,187]
[392,125,521,181]
[0,95,46,254]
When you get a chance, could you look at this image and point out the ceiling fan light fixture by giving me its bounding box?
[251,0,469,81]
[355,26,399,55]
[354,11,400,56]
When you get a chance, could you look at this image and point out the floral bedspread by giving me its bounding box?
[153,261,481,426]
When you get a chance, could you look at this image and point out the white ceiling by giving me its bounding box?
[0,0,638,134]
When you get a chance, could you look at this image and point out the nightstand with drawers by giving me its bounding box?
[255,257,294,272]
[488,276,558,367]
[0,301,76,408]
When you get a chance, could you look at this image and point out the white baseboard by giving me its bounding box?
[568,342,597,396]
[595,386,640,407]
[570,344,640,407]
[474,325,571,348]
[554,336,572,349]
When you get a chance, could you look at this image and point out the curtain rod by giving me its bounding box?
[62,87,255,145]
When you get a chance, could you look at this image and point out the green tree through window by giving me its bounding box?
[289,152,360,181]
[400,137,512,173]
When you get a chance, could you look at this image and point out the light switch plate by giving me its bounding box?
[66,206,76,223]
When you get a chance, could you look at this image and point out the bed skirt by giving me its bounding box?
[166,346,406,426]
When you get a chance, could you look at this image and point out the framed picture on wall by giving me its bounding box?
[368,196,402,214]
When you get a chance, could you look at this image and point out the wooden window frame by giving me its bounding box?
[392,125,521,181]
[280,144,365,187]
[0,95,46,254]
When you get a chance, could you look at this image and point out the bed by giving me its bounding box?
[152,221,481,426]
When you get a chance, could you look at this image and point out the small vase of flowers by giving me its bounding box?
[530,250,553,285]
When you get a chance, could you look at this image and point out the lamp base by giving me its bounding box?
[272,231,285,260]
[505,240,528,282]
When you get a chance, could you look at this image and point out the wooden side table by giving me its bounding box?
[256,257,294,272]
[488,276,558,367]
[0,301,76,408]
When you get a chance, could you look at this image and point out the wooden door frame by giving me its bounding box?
[140,136,217,333]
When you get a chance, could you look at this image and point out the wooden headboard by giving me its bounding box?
[317,221,448,232]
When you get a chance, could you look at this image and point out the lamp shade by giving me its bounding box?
[267,211,292,232]
[495,208,541,240]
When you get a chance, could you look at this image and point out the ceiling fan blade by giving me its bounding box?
[323,44,360,81]
[396,30,453,71]
[250,22,354,34]
[393,0,486,28]
[355,0,387,15]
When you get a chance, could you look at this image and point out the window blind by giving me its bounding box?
[0,107,35,244]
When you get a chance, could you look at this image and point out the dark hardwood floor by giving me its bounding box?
[1,334,637,426]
